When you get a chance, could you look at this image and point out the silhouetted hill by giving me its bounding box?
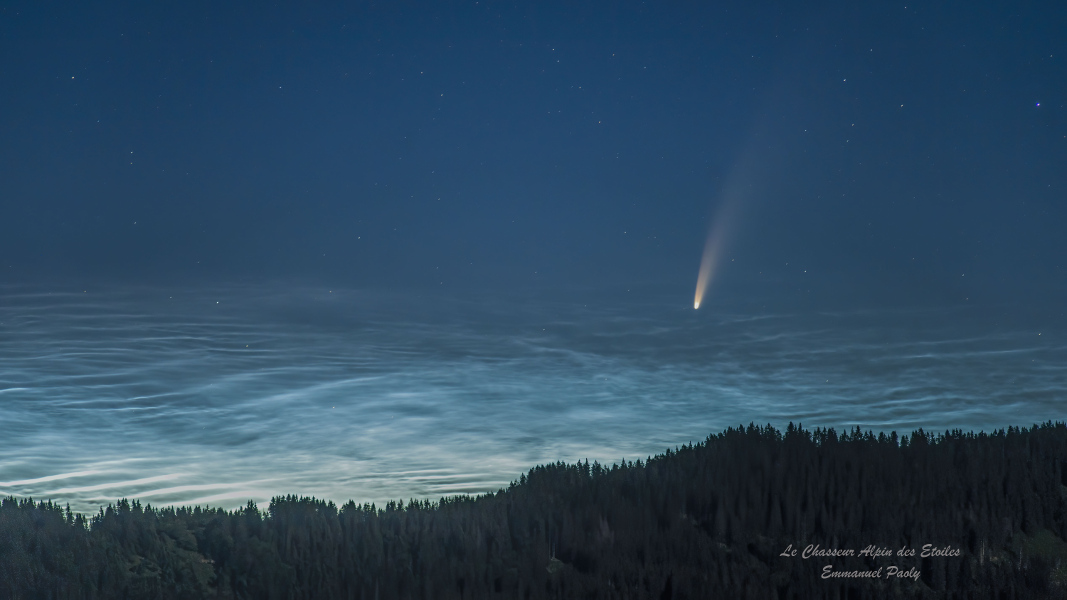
[3,422,1067,598]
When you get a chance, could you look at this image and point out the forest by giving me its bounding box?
[2,422,1067,599]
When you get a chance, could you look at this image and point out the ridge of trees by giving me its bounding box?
[2,422,1067,598]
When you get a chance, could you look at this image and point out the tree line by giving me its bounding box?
[2,422,1067,598]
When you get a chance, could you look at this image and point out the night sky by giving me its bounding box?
[1,1,1065,511]
[4,0,1063,299]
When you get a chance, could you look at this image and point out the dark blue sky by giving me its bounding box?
[2,0,1064,306]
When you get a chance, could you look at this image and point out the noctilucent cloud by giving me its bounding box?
[1,0,1064,513]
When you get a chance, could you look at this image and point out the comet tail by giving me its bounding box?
[693,220,725,310]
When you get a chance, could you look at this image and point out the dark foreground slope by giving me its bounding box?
[3,423,1067,599]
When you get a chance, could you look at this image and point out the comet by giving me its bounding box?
[691,127,766,309]
[693,220,725,309]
